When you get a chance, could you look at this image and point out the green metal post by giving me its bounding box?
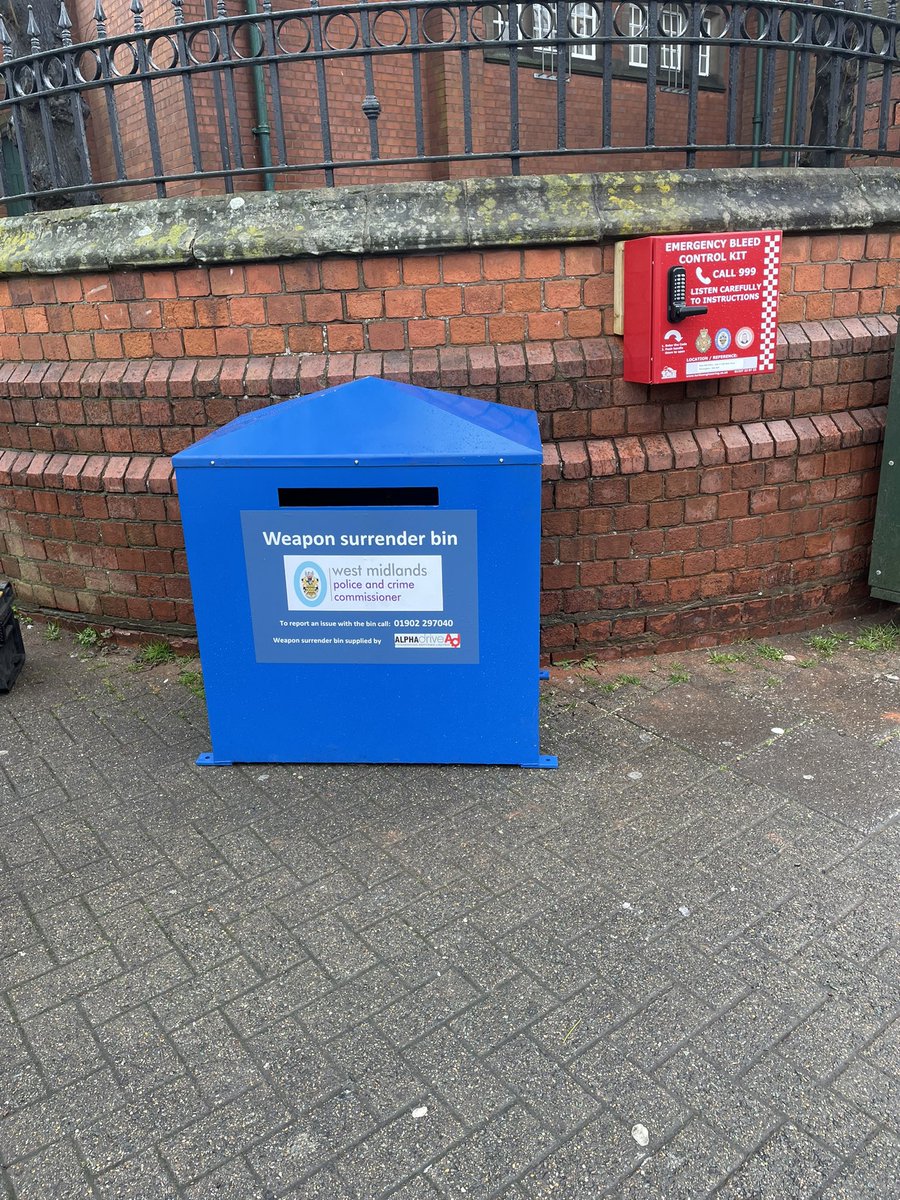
[782,13,797,167]
[751,45,764,166]
[246,0,274,191]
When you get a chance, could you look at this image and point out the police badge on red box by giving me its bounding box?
[620,229,782,385]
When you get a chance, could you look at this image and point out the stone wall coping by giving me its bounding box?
[1,168,898,275]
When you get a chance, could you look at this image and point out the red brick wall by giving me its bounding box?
[0,230,897,654]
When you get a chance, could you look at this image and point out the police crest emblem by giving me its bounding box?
[300,567,321,601]
[695,328,712,353]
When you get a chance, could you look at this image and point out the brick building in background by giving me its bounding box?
[55,0,897,202]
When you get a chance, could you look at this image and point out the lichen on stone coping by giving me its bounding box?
[0,167,897,276]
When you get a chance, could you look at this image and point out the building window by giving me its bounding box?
[492,3,600,63]
[627,3,713,80]
[488,2,721,81]
[570,4,600,62]
[627,3,648,68]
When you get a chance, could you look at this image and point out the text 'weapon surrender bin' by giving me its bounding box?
[173,378,554,768]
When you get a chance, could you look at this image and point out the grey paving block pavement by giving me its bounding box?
[1,621,899,1198]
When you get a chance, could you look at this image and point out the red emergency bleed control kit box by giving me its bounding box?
[617,229,782,385]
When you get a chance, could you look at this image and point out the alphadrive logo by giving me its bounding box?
[292,561,326,607]
[394,633,461,649]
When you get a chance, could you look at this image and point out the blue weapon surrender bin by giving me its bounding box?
[173,377,555,768]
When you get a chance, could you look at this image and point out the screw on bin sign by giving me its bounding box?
[620,229,782,384]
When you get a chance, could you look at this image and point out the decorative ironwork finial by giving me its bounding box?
[0,16,12,61]
[58,2,73,47]
[131,0,145,32]
[94,0,107,38]
[27,5,42,53]
[171,0,185,25]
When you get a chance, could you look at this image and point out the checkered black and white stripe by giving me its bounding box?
[758,231,782,372]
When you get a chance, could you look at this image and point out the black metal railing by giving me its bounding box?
[0,0,897,211]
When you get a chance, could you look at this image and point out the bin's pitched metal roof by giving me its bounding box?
[172,377,542,468]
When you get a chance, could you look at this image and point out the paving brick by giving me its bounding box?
[404,1024,512,1126]
[9,947,124,1020]
[715,1122,840,1198]
[183,1158,261,1200]
[159,1085,289,1184]
[246,1092,375,1189]
[521,1109,641,1196]
[95,1148,178,1200]
[76,1076,208,1175]
[152,955,261,1033]
[377,969,480,1050]
[659,1046,779,1150]
[487,1034,600,1135]
[335,1100,462,1195]
[432,1104,554,1197]
[250,1016,345,1112]
[80,952,192,1026]
[819,1130,900,1199]
[450,974,556,1056]
[24,1000,105,1087]
[6,1139,95,1200]
[0,1068,124,1167]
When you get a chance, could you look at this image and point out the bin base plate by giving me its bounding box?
[196,750,558,768]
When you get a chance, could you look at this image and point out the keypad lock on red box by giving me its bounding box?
[667,266,708,324]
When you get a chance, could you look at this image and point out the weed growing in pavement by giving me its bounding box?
[668,666,691,684]
[101,676,125,701]
[75,626,100,649]
[177,660,205,699]
[708,650,749,666]
[44,622,61,641]
[135,640,176,666]
[598,673,640,693]
[763,675,783,688]
[855,624,900,653]
[807,630,849,658]
[755,644,785,662]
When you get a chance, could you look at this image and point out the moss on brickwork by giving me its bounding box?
[0,167,897,275]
